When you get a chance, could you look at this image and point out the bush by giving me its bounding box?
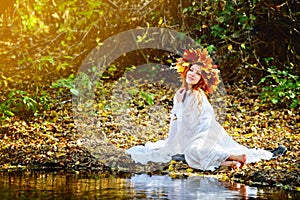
[0,89,50,120]
[180,0,300,83]
[259,65,300,109]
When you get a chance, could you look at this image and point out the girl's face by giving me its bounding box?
[186,64,202,87]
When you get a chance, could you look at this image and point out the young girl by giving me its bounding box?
[126,48,283,170]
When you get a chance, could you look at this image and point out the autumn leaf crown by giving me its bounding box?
[174,48,221,93]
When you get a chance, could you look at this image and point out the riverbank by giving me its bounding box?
[0,84,299,191]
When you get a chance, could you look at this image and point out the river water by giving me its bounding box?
[0,170,298,199]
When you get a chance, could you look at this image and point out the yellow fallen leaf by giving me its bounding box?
[186,168,193,173]
[264,166,272,170]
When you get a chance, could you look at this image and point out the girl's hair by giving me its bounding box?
[180,63,209,94]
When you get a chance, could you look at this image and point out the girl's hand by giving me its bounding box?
[175,88,186,103]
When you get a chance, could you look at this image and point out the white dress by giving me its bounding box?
[125,89,273,171]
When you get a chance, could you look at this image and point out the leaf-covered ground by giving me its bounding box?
[0,82,299,191]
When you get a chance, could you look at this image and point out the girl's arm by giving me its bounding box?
[174,88,186,104]
[198,91,215,131]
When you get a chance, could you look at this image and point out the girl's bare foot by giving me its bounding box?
[221,161,242,169]
[228,154,247,163]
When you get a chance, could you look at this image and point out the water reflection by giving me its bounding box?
[0,171,298,200]
[129,174,255,199]
[0,171,133,199]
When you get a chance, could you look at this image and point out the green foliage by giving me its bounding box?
[15,0,106,35]
[18,55,56,72]
[128,88,156,106]
[52,74,78,96]
[259,65,300,108]
[182,1,257,44]
[140,91,156,106]
[180,0,299,86]
[101,65,118,79]
[0,89,50,120]
[52,72,95,100]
